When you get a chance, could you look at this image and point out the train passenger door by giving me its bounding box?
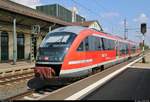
[77,36,93,66]
[115,41,119,58]
[76,39,86,66]
[101,38,108,62]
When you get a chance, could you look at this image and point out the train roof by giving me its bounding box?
[51,26,137,45]
[51,26,87,34]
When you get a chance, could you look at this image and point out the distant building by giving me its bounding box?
[71,20,103,31]
[36,4,86,22]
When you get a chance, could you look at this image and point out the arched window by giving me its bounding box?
[17,32,24,60]
[1,31,9,61]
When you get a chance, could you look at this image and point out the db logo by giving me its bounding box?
[44,56,49,60]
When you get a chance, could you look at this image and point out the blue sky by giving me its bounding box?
[11,0,150,46]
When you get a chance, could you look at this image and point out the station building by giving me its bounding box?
[36,4,86,22]
[71,20,103,31]
[0,0,72,63]
[0,0,103,64]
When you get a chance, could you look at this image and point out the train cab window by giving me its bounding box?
[40,32,76,48]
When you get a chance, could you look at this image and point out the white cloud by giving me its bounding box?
[133,13,148,23]
[10,0,42,9]
[103,27,110,32]
[101,12,120,19]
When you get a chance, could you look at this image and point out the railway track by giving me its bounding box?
[0,72,34,85]
[0,67,34,85]
[6,82,73,101]
[3,55,141,101]
[0,68,35,101]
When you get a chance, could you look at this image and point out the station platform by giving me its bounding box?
[83,54,150,100]
[36,53,149,100]
[132,54,150,68]
[0,61,35,77]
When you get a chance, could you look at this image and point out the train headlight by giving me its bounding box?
[59,57,63,61]
[52,57,62,61]
[66,47,69,51]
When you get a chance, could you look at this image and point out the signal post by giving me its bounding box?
[141,23,147,63]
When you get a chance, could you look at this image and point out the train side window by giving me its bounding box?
[119,42,122,54]
[88,36,95,51]
[77,37,89,51]
[103,38,111,50]
[122,43,125,54]
[85,37,89,51]
[93,37,97,50]
[97,37,103,50]
[77,42,84,51]
[102,38,106,50]
[123,43,126,54]
[78,36,105,51]
[126,44,129,54]
[106,39,109,50]
[107,40,111,50]
[110,40,115,50]
[119,42,126,54]
[87,36,104,51]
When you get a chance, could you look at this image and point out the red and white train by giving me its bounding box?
[34,26,140,79]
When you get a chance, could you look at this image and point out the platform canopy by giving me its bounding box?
[0,0,72,33]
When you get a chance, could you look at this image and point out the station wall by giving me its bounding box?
[0,25,44,62]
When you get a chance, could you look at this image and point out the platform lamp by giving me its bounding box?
[140,23,147,63]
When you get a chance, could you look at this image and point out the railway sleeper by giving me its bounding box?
[0,68,33,78]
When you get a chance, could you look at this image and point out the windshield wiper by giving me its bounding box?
[55,36,65,43]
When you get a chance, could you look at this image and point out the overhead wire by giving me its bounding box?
[71,0,100,18]
[71,0,119,34]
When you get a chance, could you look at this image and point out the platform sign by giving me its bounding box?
[31,25,40,35]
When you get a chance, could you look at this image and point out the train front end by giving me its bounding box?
[34,31,76,79]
